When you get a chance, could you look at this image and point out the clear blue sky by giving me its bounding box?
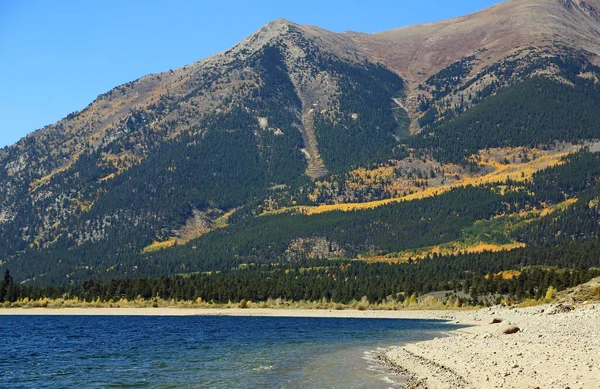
[0,0,503,148]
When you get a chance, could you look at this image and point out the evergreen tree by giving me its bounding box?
[0,270,13,303]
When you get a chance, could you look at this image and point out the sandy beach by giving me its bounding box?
[0,306,454,319]
[383,304,600,389]
[2,304,598,388]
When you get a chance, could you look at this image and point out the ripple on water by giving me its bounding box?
[252,365,276,372]
[0,316,456,388]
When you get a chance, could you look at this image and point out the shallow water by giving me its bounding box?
[0,315,454,388]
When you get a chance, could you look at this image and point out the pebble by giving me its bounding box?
[383,303,600,389]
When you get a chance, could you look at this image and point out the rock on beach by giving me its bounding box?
[385,304,600,389]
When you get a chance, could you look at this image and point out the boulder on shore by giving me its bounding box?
[550,303,574,314]
[497,325,520,335]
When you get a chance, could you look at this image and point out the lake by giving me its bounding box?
[0,315,455,388]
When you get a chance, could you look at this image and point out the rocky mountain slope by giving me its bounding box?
[2,0,600,285]
[350,0,600,130]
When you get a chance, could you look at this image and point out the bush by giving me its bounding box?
[545,286,557,302]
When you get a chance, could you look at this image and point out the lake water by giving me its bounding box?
[0,315,455,388]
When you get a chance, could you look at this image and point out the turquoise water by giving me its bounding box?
[0,315,454,388]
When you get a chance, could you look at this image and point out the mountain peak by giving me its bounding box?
[221,18,300,62]
[218,17,365,66]
[349,0,600,86]
[256,18,301,37]
[266,18,298,28]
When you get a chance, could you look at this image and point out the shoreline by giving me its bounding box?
[0,305,465,387]
[0,306,465,320]
[5,305,597,387]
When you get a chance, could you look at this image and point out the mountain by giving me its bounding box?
[352,0,600,83]
[350,0,600,130]
[2,0,600,288]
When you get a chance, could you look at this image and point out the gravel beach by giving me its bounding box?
[385,304,600,389]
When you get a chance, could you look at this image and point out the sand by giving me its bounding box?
[0,306,449,318]
[2,304,598,388]
[383,304,600,389]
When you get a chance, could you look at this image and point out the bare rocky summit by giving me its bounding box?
[352,0,600,83]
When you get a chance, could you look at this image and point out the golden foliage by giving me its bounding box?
[545,286,557,301]
[493,270,522,280]
[142,239,177,253]
[295,147,575,216]
[141,209,236,253]
[363,241,527,264]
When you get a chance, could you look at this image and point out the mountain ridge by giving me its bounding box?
[6,0,600,161]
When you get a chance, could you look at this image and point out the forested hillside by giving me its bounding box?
[3,0,600,306]
[412,60,600,163]
[0,27,408,284]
